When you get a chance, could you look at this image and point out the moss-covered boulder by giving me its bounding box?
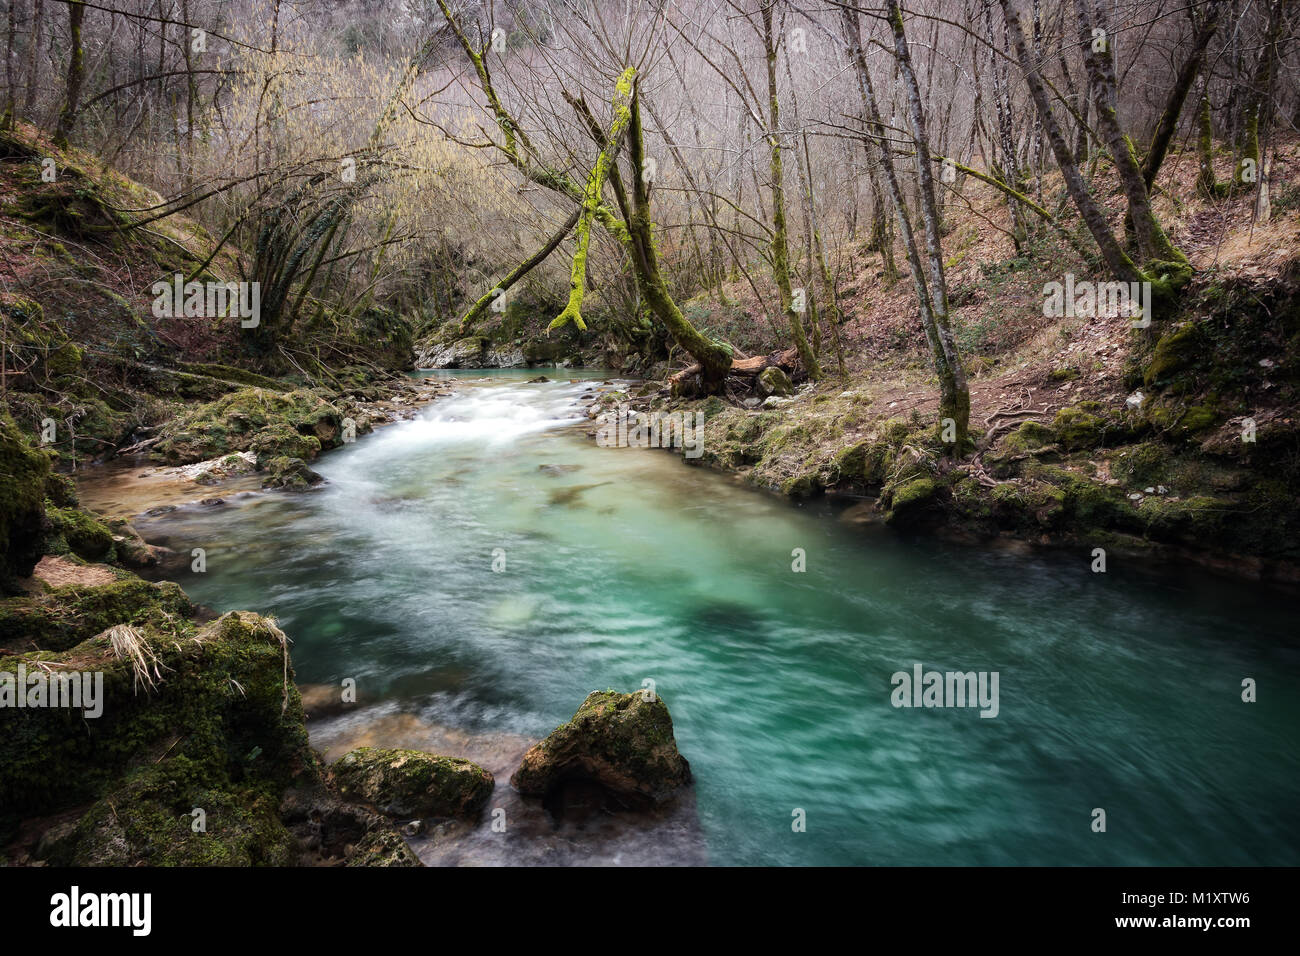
[510,690,691,808]
[1111,443,1170,487]
[46,506,115,561]
[44,758,298,866]
[331,747,493,820]
[279,779,421,866]
[757,366,795,398]
[151,388,344,465]
[261,456,324,490]
[0,576,194,653]
[0,610,310,826]
[250,423,322,462]
[0,408,51,586]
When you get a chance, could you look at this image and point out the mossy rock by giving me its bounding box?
[1138,495,1234,541]
[44,472,78,508]
[1023,463,1137,532]
[0,408,51,586]
[261,456,324,490]
[251,423,322,462]
[0,610,309,822]
[151,388,344,465]
[1144,322,1206,386]
[347,826,422,867]
[46,506,115,561]
[757,366,794,398]
[511,690,691,807]
[331,748,493,821]
[781,471,822,498]
[883,476,941,527]
[0,577,193,653]
[1178,406,1218,433]
[46,758,298,866]
[998,421,1060,455]
[1111,443,1170,486]
[1051,406,1106,450]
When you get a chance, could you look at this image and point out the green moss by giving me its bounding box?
[0,408,51,586]
[0,610,309,825]
[331,748,493,820]
[781,472,822,498]
[49,758,297,866]
[1023,463,1135,531]
[152,387,344,465]
[1178,405,1218,433]
[44,472,78,508]
[46,506,115,561]
[510,690,690,805]
[1138,495,1234,540]
[0,577,194,653]
[250,423,322,462]
[261,456,323,490]
[1144,322,1205,386]
[1003,420,1055,453]
[1111,443,1170,486]
[1051,407,1106,450]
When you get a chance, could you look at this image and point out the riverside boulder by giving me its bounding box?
[331,747,493,820]
[511,690,691,808]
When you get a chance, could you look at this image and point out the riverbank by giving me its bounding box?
[583,261,1300,588]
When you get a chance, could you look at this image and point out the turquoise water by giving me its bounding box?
[137,371,1299,865]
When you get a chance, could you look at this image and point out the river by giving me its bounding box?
[101,370,1299,865]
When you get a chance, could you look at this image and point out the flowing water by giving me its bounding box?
[103,370,1299,866]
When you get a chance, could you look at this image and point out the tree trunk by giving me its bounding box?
[25,0,46,116]
[998,0,1143,283]
[886,0,969,445]
[1073,0,1188,272]
[761,2,820,380]
[1141,1,1224,188]
[54,0,86,148]
[624,87,733,394]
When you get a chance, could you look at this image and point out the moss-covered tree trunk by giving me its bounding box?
[1234,0,1286,190]
[54,0,85,148]
[1196,80,1220,197]
[761,3,819,380]
[550,68,636,332]
[1140,1,1224,189]
[623,87,733,392]
[1074,0,1190,280]
[459,207,581,333]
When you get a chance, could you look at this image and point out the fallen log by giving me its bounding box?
[668,347,801,395]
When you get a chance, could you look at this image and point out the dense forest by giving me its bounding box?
[0,0,1297,881]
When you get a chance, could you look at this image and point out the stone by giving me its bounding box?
[331,747,493,820]
[510,690,691,809]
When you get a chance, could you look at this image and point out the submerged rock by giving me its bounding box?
[261,456,324,490]
[331,747,493,821]
[511,690,692,809]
